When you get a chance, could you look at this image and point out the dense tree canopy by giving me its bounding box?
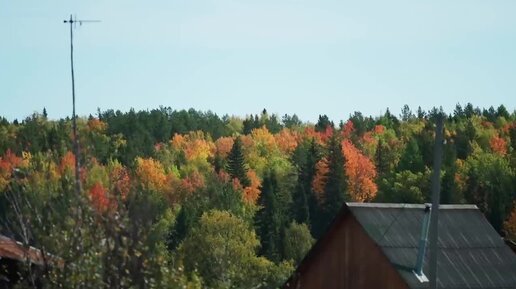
[0,103,515,288]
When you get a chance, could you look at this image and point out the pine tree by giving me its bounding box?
[464,103,475,118]
[453,103,464,120]
[400,104,413,121]
[282,114,301,128]
[417,106,426,119]
[226,136,250,187]
[315,115,332,132]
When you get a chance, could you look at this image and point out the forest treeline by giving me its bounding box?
[0,103,515,288]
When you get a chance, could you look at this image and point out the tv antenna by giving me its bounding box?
[63,14,100,195]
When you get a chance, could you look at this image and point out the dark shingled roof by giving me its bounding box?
[347,203,516,289]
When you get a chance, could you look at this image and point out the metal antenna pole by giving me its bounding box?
[63,15,100,195]
[429,113,444,289]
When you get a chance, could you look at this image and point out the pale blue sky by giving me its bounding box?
[1,0,515,123]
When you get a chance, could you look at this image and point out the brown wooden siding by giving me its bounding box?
[284,213,409,289]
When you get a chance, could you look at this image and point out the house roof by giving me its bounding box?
[0,234,62,267]
[347,203,516,289]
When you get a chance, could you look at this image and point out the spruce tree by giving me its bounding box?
[167,198,203,250]
[226,136,251,187]
[496,104,510,119]
[256,169,294,262]
[293,183,310,224]
[323,132,347,226]
[256,172,281,261]
[291,139,319,224]
[375,139,388,177]
[242,117,254,135]
[306,139,322,231]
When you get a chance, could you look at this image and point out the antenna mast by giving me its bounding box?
[63,15,100,195]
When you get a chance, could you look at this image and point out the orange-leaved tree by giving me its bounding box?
[342,140,377,202]
[59,151,76,175]
[183,132,215,162]
[135,157,169,192]
[179,170,206,194]
[341,120,354,139]
[275,128,300,154]
[0,150,29,191]
[89,182,110,213]
[108,160,131,199]
[312,158,329,204]
[243,169,261,204]
[215,137,234,158]
[490,135,507,156]
[87,117,107,132]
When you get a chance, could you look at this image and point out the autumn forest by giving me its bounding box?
[1,104,515,288]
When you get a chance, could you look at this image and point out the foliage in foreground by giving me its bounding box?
[0,104,515,288]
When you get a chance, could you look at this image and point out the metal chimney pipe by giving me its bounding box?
[429,114,445,289]
[414,204,431,277]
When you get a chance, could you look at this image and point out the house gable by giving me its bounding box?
[284,203,516,289]
[283,208,409,289]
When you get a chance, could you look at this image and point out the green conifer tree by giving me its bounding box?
[397,138,425,173]
[321,132,347,232]
[226,136,251,187]
[256,172,281,261]
[291,139,318,224]
[315,115,332,132]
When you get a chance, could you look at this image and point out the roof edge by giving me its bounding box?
[346,202,478,210]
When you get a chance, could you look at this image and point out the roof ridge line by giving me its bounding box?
[380,245,506,249]
[346,202,478,209]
